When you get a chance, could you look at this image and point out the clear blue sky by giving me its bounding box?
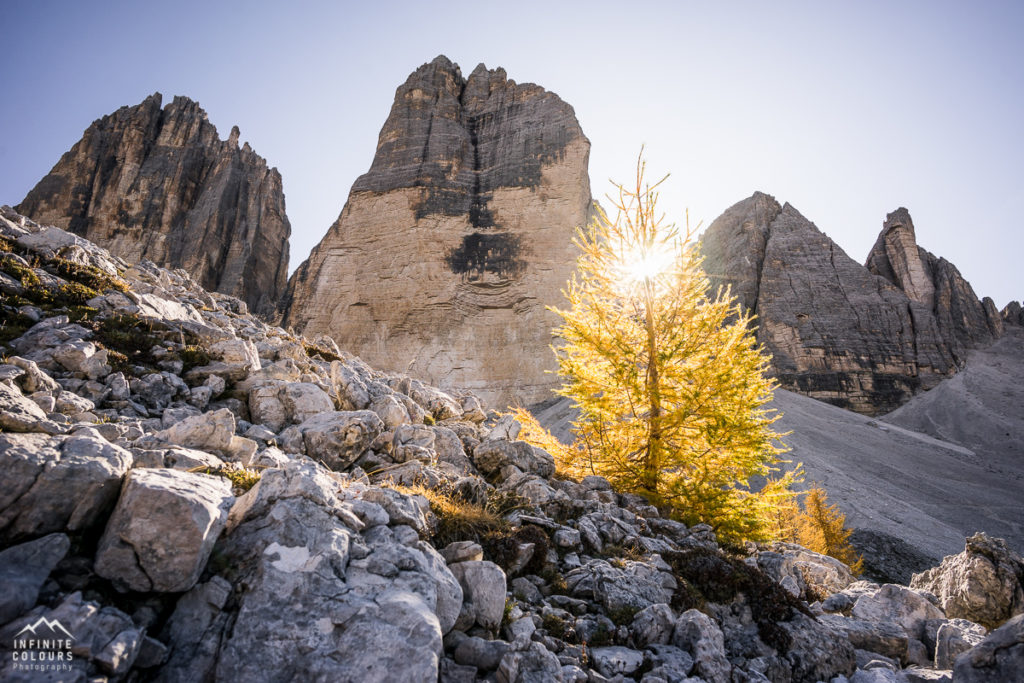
[2,0,1021,307]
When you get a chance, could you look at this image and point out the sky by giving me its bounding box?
[2,0,1021,307]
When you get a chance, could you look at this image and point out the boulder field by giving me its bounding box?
[1,206,1021,681]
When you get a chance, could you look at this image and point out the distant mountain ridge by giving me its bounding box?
[13,62,1016,417]
[700,193,1003,414]
[17,93,291,317]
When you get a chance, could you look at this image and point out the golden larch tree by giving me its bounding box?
[551,155,799,543]
[795,485,863,573]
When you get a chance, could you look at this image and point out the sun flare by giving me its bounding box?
[617,242,676,286]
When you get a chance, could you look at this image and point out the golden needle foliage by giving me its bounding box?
[550,155,800,544]
[792,485,863,573]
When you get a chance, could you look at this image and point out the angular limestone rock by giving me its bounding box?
[0,533,70,624]
[911,532,1024,629]
[0,432,133,541]
[449,560,507,631]
[95,468,234,592]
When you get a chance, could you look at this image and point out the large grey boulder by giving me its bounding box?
[817,613,909,663]
[283,410,384,470]
[248,380,334,432]
[935,618,987,669]
[214,461,444,682]
[566,559,677,612]
[450,560,507,631]
[630,603,676,647]
[671,608,731,683]
[0,381,65,435]
[0,432,132,541]
[153,407,257,461]
[156,577,233,683]
[780,611,857,682]
[911,533,1024,628]
[0,591,142,678]
[590,646,645,678]
[754,542,856,601]
[472,439,555,479]
[953,612,1024,681]
[495,640,563,683]
[0,533,70,624]
[95,469,234,592]
[851,583,945,642]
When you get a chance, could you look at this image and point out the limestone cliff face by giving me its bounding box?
[281,56,591,407]
[17,93,290,316]
[701,194,999,414]
[866,208,1001,353]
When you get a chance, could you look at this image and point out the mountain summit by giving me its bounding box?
[17,93,291,317]
[280,56,593,407]
[700,193,1002,414]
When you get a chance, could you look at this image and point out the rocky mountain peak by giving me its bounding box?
[701,197,1000,414]
[866,207,935,308]
[866,207,1000,357]
[16,93,290,317]
[283,57,592,407]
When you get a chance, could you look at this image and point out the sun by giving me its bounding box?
[617,241,676,287]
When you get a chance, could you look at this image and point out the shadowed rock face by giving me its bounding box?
[701,193,999,414]
[17,93,290,316]
[867,207,1002,359]
[282,56,592,408]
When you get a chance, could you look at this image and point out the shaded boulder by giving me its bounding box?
[0,533,70,624]
[450,560,507,631]
[214,461,444,683]
[153,407,257,462]
[283,410,384,470]
[0,432,132,542]
[953,612,1024,681]
[911,533,1024,629]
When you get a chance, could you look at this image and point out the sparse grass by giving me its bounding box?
[304,341,341,362]
[193,464,262,496]
[92,313,163,370]
[607,605,640,626]
[397,482,507,547]
[392,482,551,575]
[501,598,514,629]
[587,621,613,647]
[542,612,569,639]
[49,257,129,293]
[540,565,569,595]
[603,541,646,564]
[0,253,40,287]
[179,345,211,372]
[0,310,35,345]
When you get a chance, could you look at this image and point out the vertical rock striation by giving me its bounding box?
[701,194,999,414]
[866,207,1002,353]
[17,93,290,316]
[281,56,592,407]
